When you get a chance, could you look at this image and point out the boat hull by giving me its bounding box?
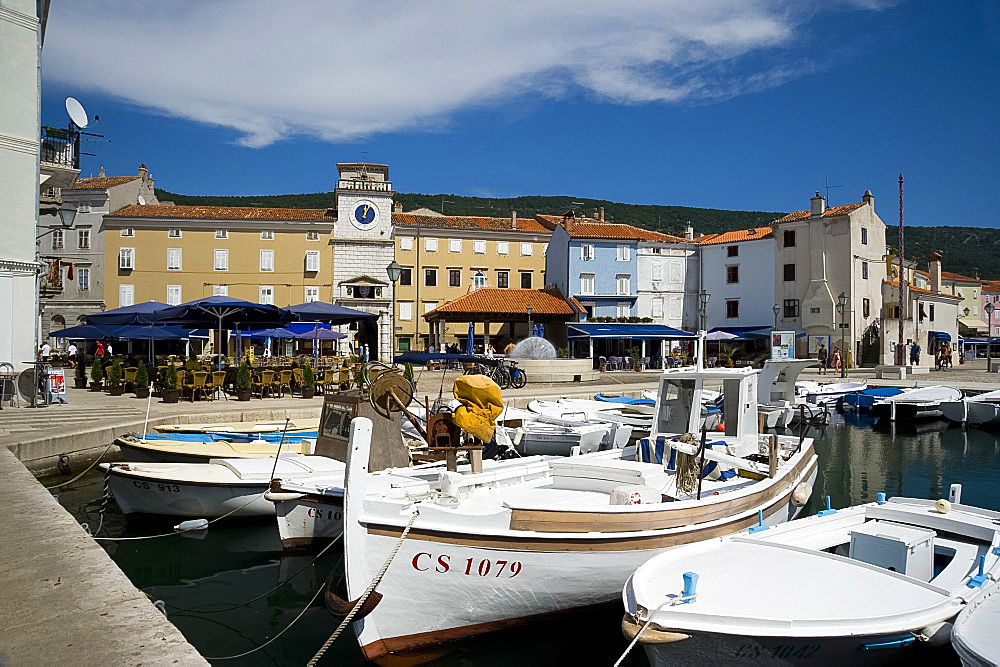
[116,436,313,464]
[107,468,273,517]
[273,494,344,549]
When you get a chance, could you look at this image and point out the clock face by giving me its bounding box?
[352,200,380,230]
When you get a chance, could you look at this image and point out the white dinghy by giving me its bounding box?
[795,380,868,405]
[952,579,1000,666]
[337,360,818,660]
[870,385,963,421]
[942,389,1000,427]
[623,487,1000,665]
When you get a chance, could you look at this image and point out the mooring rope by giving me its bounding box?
[44,440,118,489]
[91,491,267,541]
[306,509,420,666]
[83,463,114,537]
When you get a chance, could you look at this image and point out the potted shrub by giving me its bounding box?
[402,362,415,392]
[74,353,87,389]
[162,364,181,403]
[235,360,252,401]
[627,346,642,372]
[107,357,124,395]
[89,357,103,391]
[134,361,150,399]
[301,364,316,399]
[718,344,737,368]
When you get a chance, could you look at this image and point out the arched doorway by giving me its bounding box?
[355,318,378,361]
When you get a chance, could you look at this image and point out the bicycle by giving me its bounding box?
[508,360,527,388]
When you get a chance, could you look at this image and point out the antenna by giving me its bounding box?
[824,175,843,205]
[65,97,89,129]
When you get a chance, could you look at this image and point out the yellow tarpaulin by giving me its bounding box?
[452,375,503,442]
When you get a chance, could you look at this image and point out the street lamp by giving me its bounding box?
[837,292,849,378]
[386,260,402,355]
[699,292,710,331]
[526,304,533,338]
[986,302,995,373]
[772,304,780,330]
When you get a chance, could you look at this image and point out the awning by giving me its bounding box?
[568,323,696,339]
[707,326,771,340]
[958,316,989,330]
[929,331,952,342]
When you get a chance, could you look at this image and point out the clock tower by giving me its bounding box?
[334,163,393,240]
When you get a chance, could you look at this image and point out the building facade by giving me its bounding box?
[697,227,776,331]
[636,234,699,331]
[881,253,961,364]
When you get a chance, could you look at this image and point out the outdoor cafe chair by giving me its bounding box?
[190,371,210,401]
[124,367,137,391]
[253,370,274,398]
[274,369,293,398]
[210,371,227,400]
[336,367,351,390]
[292,368,304,393]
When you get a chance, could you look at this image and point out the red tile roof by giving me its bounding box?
[107,204,336,221]
[393,213,549,233]
[774,201,866,223]
[886,279,962,299]
[534,215,683,242]
[941,270,981,284]
[423,288,577,319]
[72,176,140,190]
[697,226,774,246]
[981,281,1000,293]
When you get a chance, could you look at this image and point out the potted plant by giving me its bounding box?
[718,344,737,368]
[74,353,87,389]
[301,364,316,399]
[134,361,150,399]
[402,362,415,392]
[627,346,642,372]
[162,364,181,403]
[107,357,124,395]
[89,357,103,391]
[235,360,252,401]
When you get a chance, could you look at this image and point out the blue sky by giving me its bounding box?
[40,1,999,227]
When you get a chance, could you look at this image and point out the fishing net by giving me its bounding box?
[673,432,700,494]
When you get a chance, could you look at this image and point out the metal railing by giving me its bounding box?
[40,126,79,169]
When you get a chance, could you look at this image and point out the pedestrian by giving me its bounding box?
[832,346,842,374]
[96,340,105,359]
[504,341,515,356]
[39,342,51,362]
[67,342,77,367]
[363,343,370,362]
[909,342,921,366]
[817,342,827,375]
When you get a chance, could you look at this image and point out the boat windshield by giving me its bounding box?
[655,379,696,434]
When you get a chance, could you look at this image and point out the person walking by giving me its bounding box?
[817,342,828,375]
[363,343,370,363]
[909,342,921,366]
[96,340,105,360]
[832,346,842,374]
[67,342,77,367]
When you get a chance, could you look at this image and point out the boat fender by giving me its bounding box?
[714,423,725,432]
[914,621,952,646]
[620,614,691,644]
[174,519,208,532]
[263,490,306,502]
[791,482,812,507]
[325,588,383,621]
[935,498,952,514]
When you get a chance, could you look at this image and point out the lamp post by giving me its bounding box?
[385,260,402,356]
[986,302,994,373]
[699,292,710,331]
[772,304,780,330]
[837,292,849,378]
[526,304,533,338]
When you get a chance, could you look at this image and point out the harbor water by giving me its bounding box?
[55,414,1000,665]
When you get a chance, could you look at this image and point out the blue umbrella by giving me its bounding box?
[154,295,290,360]
[539,323,545,338]
[294,329,346,340]
[466,321,475,355]
[285,301,378,324]
[112,325,189,340]
[87,301,168,325]
[49,324,123,340]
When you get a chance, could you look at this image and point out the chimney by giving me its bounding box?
[393,201,403,213]
[138,163,148,178]
[863,189,874,207]
[563,210,576,233]
[810,191,825,217]
[98,166,106,177]
[684,224,695,241]
[929,252,943,294]
[511,210,517,230]
[599,207,605,221]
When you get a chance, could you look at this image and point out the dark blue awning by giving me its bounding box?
[929,331,952,342]
[568,323,696,339]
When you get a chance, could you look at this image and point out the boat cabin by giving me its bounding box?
[316,389,410,471]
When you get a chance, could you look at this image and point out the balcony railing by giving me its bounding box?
[40,126,79,169]
[337,179,392,192]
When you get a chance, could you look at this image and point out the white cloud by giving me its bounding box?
[42,1,881,147]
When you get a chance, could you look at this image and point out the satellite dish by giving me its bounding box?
[65,97,89,128]
[138,195,146,206]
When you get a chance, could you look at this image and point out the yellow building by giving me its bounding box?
[103,204,335,308]
[391,210,551,352]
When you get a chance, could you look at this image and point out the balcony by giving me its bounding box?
[40,126,81,195]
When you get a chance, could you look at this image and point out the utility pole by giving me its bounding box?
[896,174,905,366]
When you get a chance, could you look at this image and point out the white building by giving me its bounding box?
[698,227,776,331]
[636,232,700,331]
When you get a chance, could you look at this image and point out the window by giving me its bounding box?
[52,229,64,250]
[783,263,795,282]
[306,231,320,241]
[727,245,738,257]
[520,272,532,289]
[425,237,438,252]
[973,289,978,299]
[400,236,413,251]
[520,242,533,256]
[305,250,320,272]
[215,229,228,239]
[260,249,274,272]
[399,302,413,320]
[473,271,486,289]
[168,228,182,238]
[77,229,90,249]
[496,241,509,255]
[213,285,228,296]
[783,230,795,248]
[783,299,800,318]
[580,274,595,295]
[958,288,965,297]
[119,284,134,307]
[399,267,412,286]
[119,247,135,269]
[810,307,821,314]
[617,244,631,261]
[862,261,869,280]
[167,285,182,305]
[449,238,462,253]
[497,270,509,288]
[543,243,548,256]
[652,298,663,317]
[974,305,980,316]
[120,228,134,237]
[929,304,935,322]
[304,286,320,302]
[726,265,739,284]
[861,227,868,245]
[423,302,436,314]
[165,247,182,271]
[616,274,631,295]
[398,337,411,352]
[260,230,274,240]
[77,202,91,213]
[77,268,90,291]
[581,244,595,260]
[449,269,461,287]
[214,249,228,271]
[863,298,870,318]
[424,268,437,286]
[473,240,486,254]
[726,299,740,318]
[617,302,631,318]
[652,263,663,281]
[259,286,274,305]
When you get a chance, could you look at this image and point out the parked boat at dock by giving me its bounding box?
[154,419,319,434]
[795,380,868,405]
[942,389,1000,427]
[951,579,1000,666]
[623,489,1000,665]
[842,386,905,412]
[870,385,963,421]
[758,359,814,429]
[114,432,317,463]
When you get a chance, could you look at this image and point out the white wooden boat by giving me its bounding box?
[266,473,347,549]
[624,490,1000,665]
[952,580,1000,666]
[870,385,963,421]
[795,380,868,404]
[942,389,1000,427]
[758,360,813,429]
[338,361,818,660]
[115,433,317,463]
[102,454,344,518]
[155,419,319,434]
